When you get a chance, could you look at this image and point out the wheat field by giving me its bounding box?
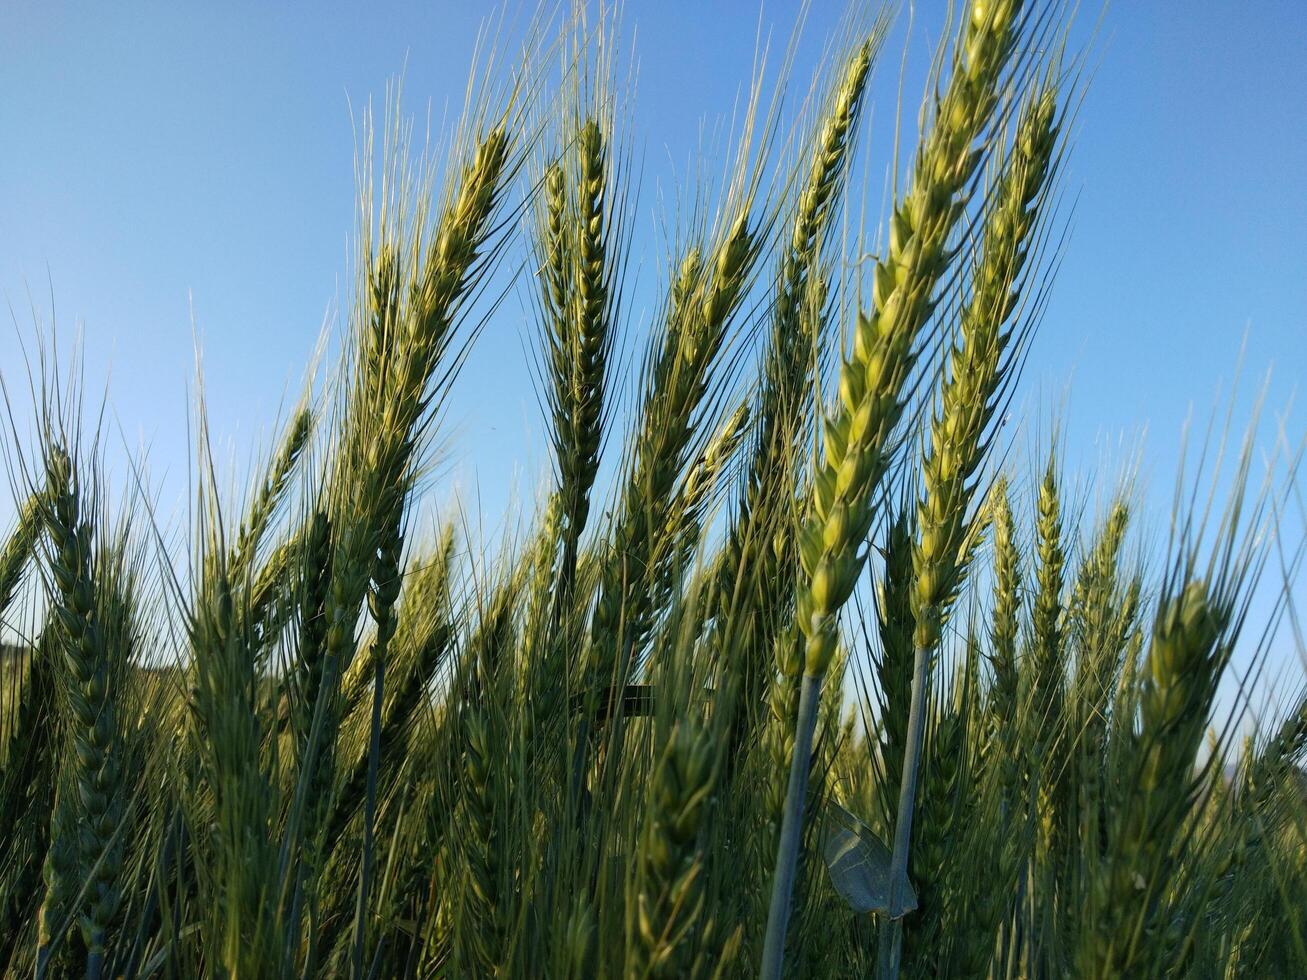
[1,2,1304,978]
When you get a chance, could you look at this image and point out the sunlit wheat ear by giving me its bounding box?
[327,120,512,640]
[884,76,1061,971]
[794,0,1034,688]
[741,34,877,541]
[326,111,515,634]
[911,82,1060,652]
[282,110,517,941]
[764,3,1034,975]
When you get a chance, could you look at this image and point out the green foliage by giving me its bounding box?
[0,3,1302,978]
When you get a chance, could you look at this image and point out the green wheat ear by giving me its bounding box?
[887,76,1061,972]
[764,3,1032,975]
[985,476,1022,745]
[591,208,758,678]
[36,444,128,980]
[229,407,313,581]
[632,718,717,980]
[539,112,619,613]
[716,30,879,768]
[1,4,1301,978]
[0,495,41,614]
[1080,577,1231,978]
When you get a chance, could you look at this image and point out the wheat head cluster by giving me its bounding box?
[0,1,1303,978]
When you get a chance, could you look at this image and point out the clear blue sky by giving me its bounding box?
[1,2,1304,708]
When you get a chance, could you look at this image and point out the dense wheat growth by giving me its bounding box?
[1,2,1304,978]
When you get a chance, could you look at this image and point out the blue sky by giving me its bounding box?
[1,2,1304,708]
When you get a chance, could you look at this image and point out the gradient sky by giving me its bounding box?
[1,2,1303,710]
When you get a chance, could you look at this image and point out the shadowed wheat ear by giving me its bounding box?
[186,512,282,973]
[589,205,758,687]
[1242,687,1307,807]
[0,494,40,615]
[1017,454,1072,971]
[329,522,458,850]
[1078,578,1231,978]
[0,616,59,963]
[227,407,313,580]
[449,569,520,976]
[350,505,404,975]
[631,717,718,980]
[538,113,622,613]
[1029,452,1067,724]
[762,3,1033,975]
[985,475,1022,742]
[873,509,916,829]
[282,105,518,945]
[651,399,752,620]
[1074,404,1276,977]
[35,444,128,980]
[173,398,316,973]
[1067,498,1135,764]
[715,29,879,757]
